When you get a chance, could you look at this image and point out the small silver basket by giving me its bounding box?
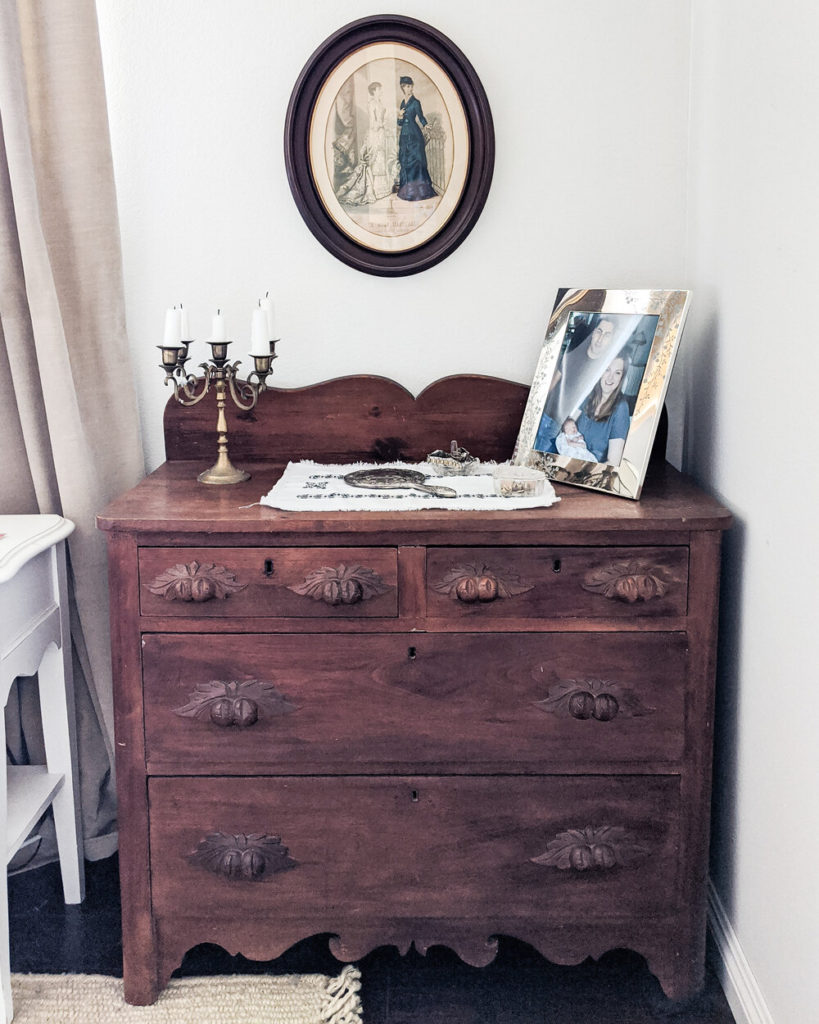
[426,440,479,476]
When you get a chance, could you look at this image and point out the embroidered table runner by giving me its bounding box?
[260,462,559,511]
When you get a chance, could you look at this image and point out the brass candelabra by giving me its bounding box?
[157,337,277,484]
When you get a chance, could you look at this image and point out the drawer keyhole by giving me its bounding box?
[411,790,420,802]
[552,559,562,573]
[408,646,417,660]
[263,559,275,577]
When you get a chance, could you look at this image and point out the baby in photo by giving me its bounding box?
[555,417,597,462]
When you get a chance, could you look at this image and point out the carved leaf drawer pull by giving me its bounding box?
[434,564,534,603]
[191,832,296,881]
[533,680,656,722]
[531,825,648,872]
[173,679,296,728]
[581,559,673,603]
[146,560,246,602]
[288,564,391,606]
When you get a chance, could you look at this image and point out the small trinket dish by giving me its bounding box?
[492,463,547,497]
[426,440,479,476]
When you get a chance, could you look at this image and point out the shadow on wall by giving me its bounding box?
[681,301,742,914]
[709,519,745,918]
[682,305,719,479]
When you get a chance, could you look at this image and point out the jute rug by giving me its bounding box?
[10,966,363,1023]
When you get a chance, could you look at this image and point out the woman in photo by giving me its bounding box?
[558,355,631,466]
[395,75,437,201]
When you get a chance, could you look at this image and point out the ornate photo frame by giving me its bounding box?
[284,15,494,276]
[512,289,692,500]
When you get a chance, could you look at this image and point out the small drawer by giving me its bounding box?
[138,546,398,619]
[148,775,681,922]
[141,632,687,772]
[426,546,688,624]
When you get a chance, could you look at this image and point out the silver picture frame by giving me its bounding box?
[512,288,691,500]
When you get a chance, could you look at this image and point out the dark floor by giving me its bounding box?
[9,855,735,1023]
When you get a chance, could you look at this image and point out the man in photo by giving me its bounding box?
[534,315,621,454]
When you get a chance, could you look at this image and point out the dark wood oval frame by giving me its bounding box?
[284,15,495,277]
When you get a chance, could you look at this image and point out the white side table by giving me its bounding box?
[0,516,85,1023]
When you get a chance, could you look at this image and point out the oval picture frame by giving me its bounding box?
[284,15,494,276]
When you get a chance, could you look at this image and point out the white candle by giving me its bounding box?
[260,294,278,339]
[209,309,227,342]
[163,307,182,346]
[179,304,191,340]
[249,307,269,356]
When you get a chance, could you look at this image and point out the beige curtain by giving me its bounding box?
[0,1,144,861]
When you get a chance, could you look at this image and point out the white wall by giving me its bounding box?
[96,0,692,471]
[685,2,819,1021]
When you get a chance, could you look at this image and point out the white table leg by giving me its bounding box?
[37,543,84,905]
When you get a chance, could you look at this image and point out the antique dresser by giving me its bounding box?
[96,375,731,1005]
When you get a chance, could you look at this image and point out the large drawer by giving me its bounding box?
[138,546,398,619]
[426,546,688,624]
[141,632,688,772]
[149,775,681,922]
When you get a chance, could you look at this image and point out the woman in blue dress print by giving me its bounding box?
[557,354,631,466]
[395,75,437,201]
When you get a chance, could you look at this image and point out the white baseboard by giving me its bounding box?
[707,878,774,1024]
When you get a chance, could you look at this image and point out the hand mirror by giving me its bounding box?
[343,468,457,499]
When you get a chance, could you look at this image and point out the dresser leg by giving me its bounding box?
[648,951,705,1002]
[122,958,159,1006]
[121,907,161,1004]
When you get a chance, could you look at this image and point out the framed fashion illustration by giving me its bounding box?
[284,15,494,276]
[512,289,692,500]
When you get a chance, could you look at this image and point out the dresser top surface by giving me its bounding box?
[97,460,731,538]
[98,375,730,539]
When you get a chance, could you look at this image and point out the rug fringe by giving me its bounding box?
[322,964,363,1024]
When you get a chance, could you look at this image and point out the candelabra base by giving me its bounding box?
[197,460,251,485]
[158,334,277,485]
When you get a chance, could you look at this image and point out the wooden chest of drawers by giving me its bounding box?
[97,376,730,1005]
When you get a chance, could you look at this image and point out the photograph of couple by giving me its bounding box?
[534,312,659,467]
